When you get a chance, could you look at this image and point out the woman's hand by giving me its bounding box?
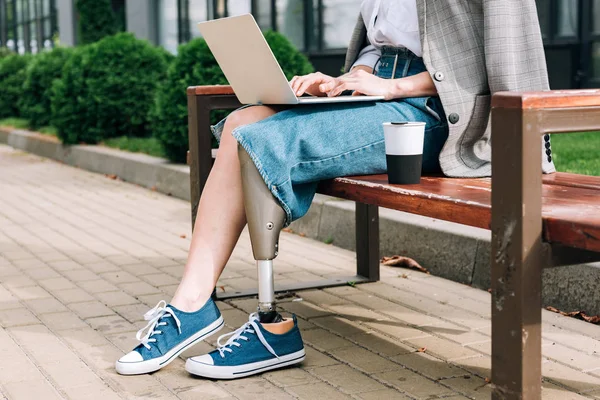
[290,72,336,97]
[319,69,396,100]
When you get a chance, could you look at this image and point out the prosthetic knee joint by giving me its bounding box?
[238,145,285,324]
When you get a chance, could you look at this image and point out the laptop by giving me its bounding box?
[197,14,385,105]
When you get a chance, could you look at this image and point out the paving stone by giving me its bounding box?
[329,345,400,373]
[7,285,52,301]
[0,287,22,311]
[440,375,493,400]
[392,351,469,380]
[355,389,411,400]
[42,360,104,389]
[301,328,354,351]
[373,368,455,399]
[0,307,40,327]
[2,275,36,288]
[99,271,139,285]
[404,336,481,361]
[118,281,161,296]
[218,377,295,400]
[310,315,369,337]
[38,311,88,331]
[3,379,63,400]
[61,268,99,282]
[68,301,114,320]
[49,260,82,272]
[61,385,122,400]
[299,345,340,368]
[121,263,163,276]
[263,367,320,387]
[112,303,149,323]
[53,288,95,304]
[309,364,386,394]
[542,359,600,393]
[86,315,136,335]
[348,330,415,358]
[93,290,139,307]
[278,299,333,319]
[285,381,350,400]
[24,266,62,280]
[77,279,119,294]
[39,277,76,291]
[140,273,179,287]
[84,261,121,273]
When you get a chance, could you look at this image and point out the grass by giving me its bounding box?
[0,117,29,129]
[101,136,166,159]
[38,126,58,136]
[551,132,600,176]
[0,118,57,137]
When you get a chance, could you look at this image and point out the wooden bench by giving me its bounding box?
[187,85,600,399]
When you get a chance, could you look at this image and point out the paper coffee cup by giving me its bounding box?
[383,122,425,184]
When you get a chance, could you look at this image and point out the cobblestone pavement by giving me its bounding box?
[1,144,600,399]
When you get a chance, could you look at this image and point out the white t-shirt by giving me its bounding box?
[352,0,422,71]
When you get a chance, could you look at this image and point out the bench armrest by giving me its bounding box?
[187,85,235,96]
[493,90,600,134]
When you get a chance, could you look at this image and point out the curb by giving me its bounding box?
[2,126,599,315]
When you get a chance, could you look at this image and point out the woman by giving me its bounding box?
[115,0,554,379]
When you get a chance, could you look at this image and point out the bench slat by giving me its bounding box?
[318,174,600,252]
[543,172,600,190]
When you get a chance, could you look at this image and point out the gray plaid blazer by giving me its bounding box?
[344,0,556,177]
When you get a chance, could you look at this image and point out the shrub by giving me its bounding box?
[0,47,14,59]
[20,47,75,128]
[51,33,171,144]
[0,53,32,118]
[76,0,119,44]
[152,31,314,163]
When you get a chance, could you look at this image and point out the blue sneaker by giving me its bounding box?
[115,299,224,375]
[185,313,305,379]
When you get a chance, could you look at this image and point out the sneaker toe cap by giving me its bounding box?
[189,354,214,366]
[118,351,144,363]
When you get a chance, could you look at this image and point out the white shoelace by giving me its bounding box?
[216,313,279,359]
[135,300,182,350]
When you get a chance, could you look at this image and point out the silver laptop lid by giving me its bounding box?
[197,14,299,105]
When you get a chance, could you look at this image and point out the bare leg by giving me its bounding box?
[171,106,278,312]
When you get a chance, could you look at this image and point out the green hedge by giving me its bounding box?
[20,47,75,129]
[76,0,119,44]
[152,31,314,163]
[0,54,32,118]
[0,48,14,59]
[51,33,172,144]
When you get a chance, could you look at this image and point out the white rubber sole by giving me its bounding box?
[185,348,306,379]
[115,316,224,375]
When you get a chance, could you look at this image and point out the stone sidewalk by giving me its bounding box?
[0,144,599,400]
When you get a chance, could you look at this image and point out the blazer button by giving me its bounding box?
[544,134,550,141]
[548,155,552,162]
[545,141,551,149]
[434,71,445,82]
[546,148,552,156]
[448,113,460,124]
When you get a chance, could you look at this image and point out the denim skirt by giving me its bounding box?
[212,47,449,226]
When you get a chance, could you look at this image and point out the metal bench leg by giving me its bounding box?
[491,106,543,399]
[356,202,380,281]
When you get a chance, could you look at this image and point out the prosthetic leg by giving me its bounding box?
[238,145,285,324]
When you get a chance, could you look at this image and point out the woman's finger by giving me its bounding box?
[328,82,348,97]
[296,76,321,96]
[319,78,343,93]
[290,75,308,92]
[289,76,299,89]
